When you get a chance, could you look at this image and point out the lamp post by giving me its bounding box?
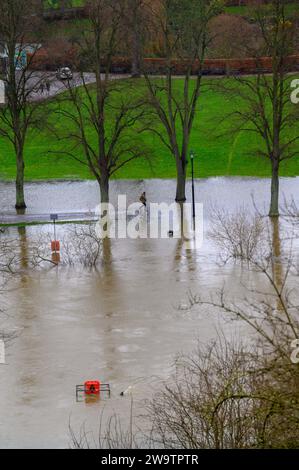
[190,150,196,232]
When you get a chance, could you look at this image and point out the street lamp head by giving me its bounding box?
[190,150,194,160]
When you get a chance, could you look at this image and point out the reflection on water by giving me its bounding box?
[0,177,298,448]
[17,226,29,273]
[271,218,283,289]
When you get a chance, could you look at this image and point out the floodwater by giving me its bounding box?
[0,177,298,449]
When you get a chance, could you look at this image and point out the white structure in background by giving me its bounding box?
[0,43,8,104]
[0,42,7,104]
[0,79,4,104]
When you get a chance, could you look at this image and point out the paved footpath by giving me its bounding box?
[28,72,129,102]
[0,211,97,225]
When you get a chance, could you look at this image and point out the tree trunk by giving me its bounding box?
[175,159,186,202]
[269,160,279,217]
[131,12,142,78]
[100,172,109,204]
[15,148,26,209]
[60,1,67,13]
[131,34,141,78]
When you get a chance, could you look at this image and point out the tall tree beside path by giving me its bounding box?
[143,0,223,202]
[53,0,148,204]
[219,0,299,217]
[124,0,153,78]
[0,0,48,209]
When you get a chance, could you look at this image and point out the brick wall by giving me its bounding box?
[28,50,299,75]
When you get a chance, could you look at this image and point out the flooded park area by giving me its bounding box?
[0,177,298,448]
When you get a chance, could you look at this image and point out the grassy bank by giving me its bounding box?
[0,77,299,181]
[225,3,298,17]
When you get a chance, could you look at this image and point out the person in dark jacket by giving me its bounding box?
[45,79,51,93]
[140,192,147,207]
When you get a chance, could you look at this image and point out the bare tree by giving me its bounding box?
[69,402,145,449]
[65,206,299,449]
[148,330,299,448]
[0,0,49,209]
[52,0,149,204]
[206,208,299,346]
[148,340,267,449]
[124,0,146,78]
[218,0,299,217]
[0,229,21,358]
[148,205,299,449]
[208,206,266,262]
[0,229,21,275]
[124,0,156,78]
[208,13,260,59]
[143,0,223,202]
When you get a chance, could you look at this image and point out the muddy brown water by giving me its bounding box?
[0,177,298,448]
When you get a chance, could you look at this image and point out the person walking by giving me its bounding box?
[140,192,147,207]
[45,79,51,94]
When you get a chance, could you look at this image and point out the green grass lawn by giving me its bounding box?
[44,1,84,8]
[44,1,298,16]
[0,77,299,181]
[225,2,298,17]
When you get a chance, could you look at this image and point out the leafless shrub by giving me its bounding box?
[282,197,299,232]
[60,224,103,268]
[208,206,267,264]
[148,340,263,449]
[69,403,145,449]
[31,223,103,268]
[206,208,299,351]
[168,207,299,448]
[0,231,20,276]
[148,332,299,449]
[0,230,21,349]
